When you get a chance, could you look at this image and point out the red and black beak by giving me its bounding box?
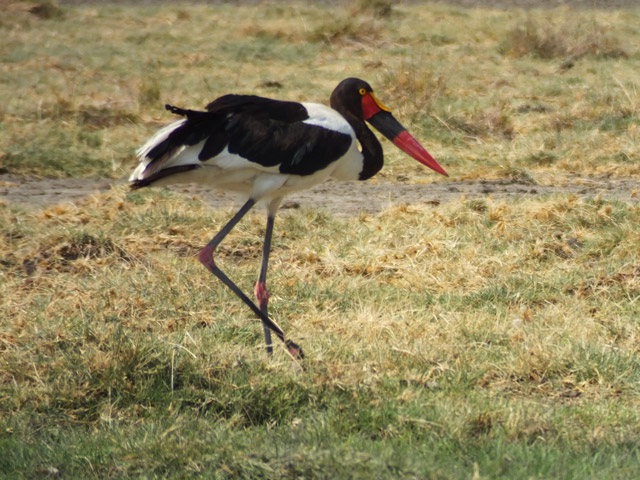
[362,93,448,177]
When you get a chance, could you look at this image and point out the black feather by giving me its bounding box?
[130,164,198,189]
[141,94,352,179]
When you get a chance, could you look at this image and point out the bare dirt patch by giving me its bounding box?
[57,0,640,8]
[2,174,638,215]
[430,0,640,8]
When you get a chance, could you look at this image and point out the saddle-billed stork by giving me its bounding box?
[130,77,448,361]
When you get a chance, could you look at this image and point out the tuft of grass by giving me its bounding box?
[501,16,628,60]
[379,60,448,118]
[353,0,397,18]
[28,0,64,20]
[138,76,162,110]
[309,15,385,46]
[444,106,515,140]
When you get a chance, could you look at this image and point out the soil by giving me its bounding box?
[2,173,638,216]
[57,0,640,8]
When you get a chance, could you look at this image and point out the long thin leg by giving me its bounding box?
[255,215,275,355]
[197,199,303,359]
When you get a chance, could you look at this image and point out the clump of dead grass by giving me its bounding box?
[502,16,628,60]
[352,0,397,19]
[306,1,396,47]
[36,97,139,129]
[138,77,162,110]
[446,106,515,141]
[309,16,386,47]
[28,0,63,20]
[378,61,448,118]
[1,0,63,19]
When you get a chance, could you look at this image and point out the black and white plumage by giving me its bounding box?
[130,77,448,361]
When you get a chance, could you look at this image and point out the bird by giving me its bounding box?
[129,77,448,361]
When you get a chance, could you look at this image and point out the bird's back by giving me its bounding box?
[130,95,355,193]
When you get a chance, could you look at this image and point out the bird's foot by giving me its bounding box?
[285,339,305,361]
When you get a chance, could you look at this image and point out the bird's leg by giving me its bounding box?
[253,214,301,360]
[255,214,274,355]
[254,198,303,361]
[197,199,304,360]
[197,199,256,268]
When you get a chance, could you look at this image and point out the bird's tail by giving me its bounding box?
[165,104,202,118]
[129,115,199,188]
[129,104,223,189]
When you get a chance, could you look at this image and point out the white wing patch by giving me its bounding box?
[207,147,281,174]
[301,103,354,136]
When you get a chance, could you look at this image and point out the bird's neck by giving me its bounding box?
[342,112,384,181]
[331,105,383,180]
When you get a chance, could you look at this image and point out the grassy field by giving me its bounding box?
[2,0,640,478]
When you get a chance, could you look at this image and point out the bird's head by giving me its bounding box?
[330,78,448,177]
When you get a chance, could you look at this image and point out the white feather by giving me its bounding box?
[129,120,187,182]
[136,119,185,159]
[301,103,353,135]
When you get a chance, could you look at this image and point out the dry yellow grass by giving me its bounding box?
[3,188,640,476]
[3,186,639,378]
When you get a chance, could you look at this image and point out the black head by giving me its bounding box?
[329,78,376,118]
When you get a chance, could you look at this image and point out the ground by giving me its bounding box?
[57,0,640,8]
[2,173,639,215]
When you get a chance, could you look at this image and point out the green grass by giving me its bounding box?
[2,0,640,478]
[2,188,640,478]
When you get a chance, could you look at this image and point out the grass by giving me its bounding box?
[3,188,640,478]
[2,0,640,478]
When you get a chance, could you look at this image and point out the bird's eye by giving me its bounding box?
[359,88,367,95]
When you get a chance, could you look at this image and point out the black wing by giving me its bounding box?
[143,95,352,177]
